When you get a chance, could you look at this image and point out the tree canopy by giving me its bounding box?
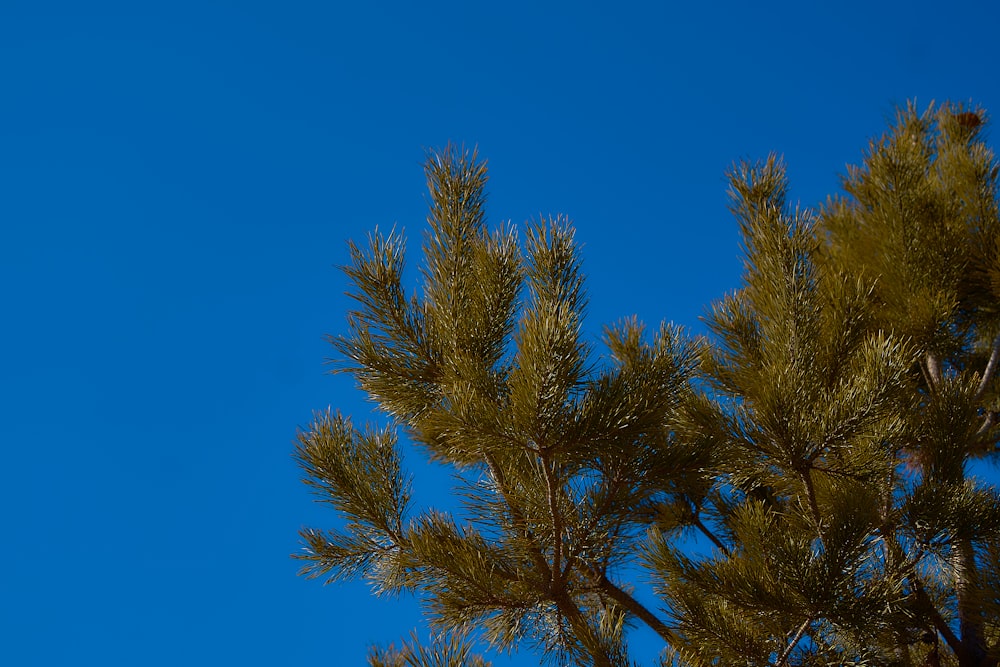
[295,101,1000,667]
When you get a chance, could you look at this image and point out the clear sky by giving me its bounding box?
[3,1,999,665]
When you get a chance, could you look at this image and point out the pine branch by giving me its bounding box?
[581,562,678,646]
[976,410,996,438]
[974,333,1000,402]
[691,510,728,553]
[774,617,811,667]
[954,539,988,666]
[914,577,965,663]
[886,532,966,663]
[299,107,1000,666]
[801,467,823,530]
[926,353,943,390]
[679,496,728,553]
[541,456,564,591]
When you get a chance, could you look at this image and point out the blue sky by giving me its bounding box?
[3,1,999,665]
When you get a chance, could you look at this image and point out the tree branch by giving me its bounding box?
[914,578,966,663]
[976,410,996,438]
[974,333,1000,402]
[925,353,943,390]
[541,455,564,591]
[801,467,823,530]
[581,562,678,646]
[885,533,967,663]
[689,500,728,553]
[954,539,988,666]
[775,617,811,667]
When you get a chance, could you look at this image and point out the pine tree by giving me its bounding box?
[295,102,1000,666]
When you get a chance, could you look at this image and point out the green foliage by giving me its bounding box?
[367,631,492,667]
[296,104,1000,667]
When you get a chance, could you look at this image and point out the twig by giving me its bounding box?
[689,502,728,553]
[775,618,811,667]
